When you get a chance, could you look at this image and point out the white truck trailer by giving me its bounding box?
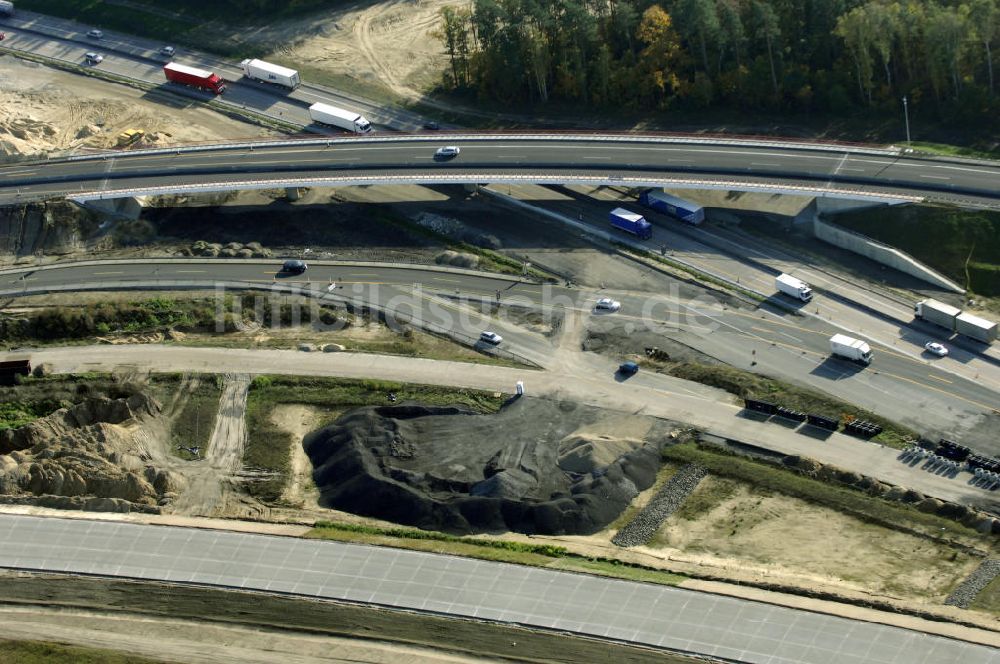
[240,58,300,89]
[830,334,873,365]
[914,298,961,331]
[775,273,813,302]
[955,312,999,344]
[308,102,372,134]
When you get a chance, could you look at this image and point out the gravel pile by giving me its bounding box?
[612,463,707,548]
[306,399,664,535]
[944,559,1000,609]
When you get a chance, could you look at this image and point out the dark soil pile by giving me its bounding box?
[305,398,664,535]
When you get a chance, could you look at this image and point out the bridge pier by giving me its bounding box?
[285,187,305,201]
[77,196,146,220]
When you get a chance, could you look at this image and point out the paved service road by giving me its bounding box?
[2,258,997,450]
[1,514,996,664]
[3,136,1000,208]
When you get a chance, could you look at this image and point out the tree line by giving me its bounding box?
[436,0,1000,124]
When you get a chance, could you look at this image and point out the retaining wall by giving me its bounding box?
[812,215,964,293]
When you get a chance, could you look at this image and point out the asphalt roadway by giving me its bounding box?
[0,8,424,132]
[2,258,997,450]
[4,136,1000,208]
[0,514,996,664]
[3,8,1000,210]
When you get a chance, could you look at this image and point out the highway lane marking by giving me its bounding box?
[582,156,611,160]
[831,153,848,177]
[496,155,527,159]
[918,175,950,180]
[174,270,207,273]
[91,271,124,275]
[928,374,953,384]
[750,330,996,411]
[2,169,37,176]
[875,367,995,411]
[750,162,780,167]
[895,161,1000,176]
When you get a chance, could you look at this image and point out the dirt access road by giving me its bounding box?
[170,374,258,518]
[268,0,458,102]
[20,344,996,512]
[0,604,502,664]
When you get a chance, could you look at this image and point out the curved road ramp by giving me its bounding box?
[0,515,997,664]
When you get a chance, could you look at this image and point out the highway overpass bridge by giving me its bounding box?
[2,134,999,208]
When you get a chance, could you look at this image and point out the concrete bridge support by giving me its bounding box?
[77,196,146,220]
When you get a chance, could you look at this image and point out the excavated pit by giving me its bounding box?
[305,398,667,535]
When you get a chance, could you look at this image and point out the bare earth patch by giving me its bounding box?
[0,57,277,157]
[648,479,978,601]
[275,404,324,508]
[260,0,459,101]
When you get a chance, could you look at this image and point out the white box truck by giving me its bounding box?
[308,102,372,134]
[830,334,873,365]
[775,273,812,302]
[240,58,300,89]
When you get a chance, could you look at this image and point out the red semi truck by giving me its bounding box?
[163,62,226,94]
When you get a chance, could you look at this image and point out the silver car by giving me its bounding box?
[924,341,948,357]
[479,331,502,345]
[434,146,460,159]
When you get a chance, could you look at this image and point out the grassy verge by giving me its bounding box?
[831,204,1000,299]
[168,377,222,459]
[0,640,169,664]
[970,574,1000,616]
[621,245,765,303]
[665,361,917,448]
[308,521,687,587]
[0,400,63,430]
[244,376,505,502]
[907,142,1000,160]
[0,374,148,430]
[0,576,697,664]
[672,475,740,521]
[175,326,523,367]
[663,441,984,543]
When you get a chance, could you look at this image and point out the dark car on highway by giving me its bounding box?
[618,361,639,376]
[281,260,308,274]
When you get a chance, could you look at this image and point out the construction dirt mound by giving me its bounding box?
[304,398,666,535]
[0,394,183,510]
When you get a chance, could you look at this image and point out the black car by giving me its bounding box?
[281,260,308,274]
[423,121,440,130]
